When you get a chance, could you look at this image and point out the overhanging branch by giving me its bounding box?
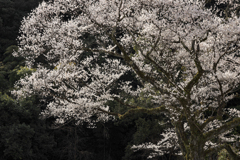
[204,117,240,141]
[118,106,169,119]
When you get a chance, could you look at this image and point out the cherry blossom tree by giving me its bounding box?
[12,0,240,159]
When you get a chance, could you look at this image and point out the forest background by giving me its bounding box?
[1,0,240,160]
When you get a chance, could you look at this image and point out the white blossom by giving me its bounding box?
[13,0,240,159]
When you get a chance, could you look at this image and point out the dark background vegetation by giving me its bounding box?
[0,0,240,160]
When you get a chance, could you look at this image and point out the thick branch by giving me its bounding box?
[204,117,240,141]
[180,38,204,95]
[184,69,204,94]
[118,106,169,119]
[97,107,120,117]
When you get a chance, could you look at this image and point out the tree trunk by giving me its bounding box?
[189,150,205,160]
[181,138,205,160]
[182,148,205,160]
[175,123,206,160]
